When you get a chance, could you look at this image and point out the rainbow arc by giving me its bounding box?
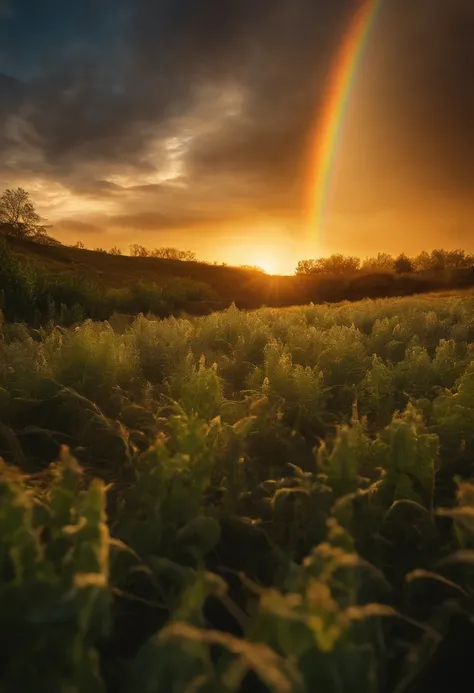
[305,0,380,245]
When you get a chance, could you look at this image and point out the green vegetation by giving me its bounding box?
[5,235,474,320]
[1,292,474,691]
[0,238,219,324]
[2,187,474,312]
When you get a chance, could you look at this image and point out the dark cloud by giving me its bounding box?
[54,218,103,235]
[0,0,473,258]
[109,210,208,232]
[3,1,347,169]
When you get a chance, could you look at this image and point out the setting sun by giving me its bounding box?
[215,232,302,276]
[254,256,279,275]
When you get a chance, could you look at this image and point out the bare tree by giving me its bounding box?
[109,246,122,255]
[150,247,196,261]
[130,244,149,257]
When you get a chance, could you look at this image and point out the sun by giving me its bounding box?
[254,256,279,275]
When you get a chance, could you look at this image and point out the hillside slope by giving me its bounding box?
[8,236,474,309]
[6,236,327,308]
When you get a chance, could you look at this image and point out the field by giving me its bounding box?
[2,291,474,692]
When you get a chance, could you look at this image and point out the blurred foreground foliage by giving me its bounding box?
[1,293,474,691]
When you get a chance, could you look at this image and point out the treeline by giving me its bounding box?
[296,249,474,276]
[74,242,199,261]
[74,242,261,269]
[129,244,198,261]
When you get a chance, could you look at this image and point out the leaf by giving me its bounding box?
[74,572,108,589]
[231,416,257,437]
[286,463,308,479]
[176,517,221,556]
[437,506,474,534]
[437,549,474,567]
[160,622,303,693]
[343,603,398,622]
[0,422,25,464]
[406,569,470,599]
[384,499,431,522]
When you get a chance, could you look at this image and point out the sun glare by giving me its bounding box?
[254,256,279,275]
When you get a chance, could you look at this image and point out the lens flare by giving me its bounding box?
[304,0,381,246]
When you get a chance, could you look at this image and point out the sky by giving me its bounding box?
[0,0,474,274]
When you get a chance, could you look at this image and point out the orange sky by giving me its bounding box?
[1,1,474,275]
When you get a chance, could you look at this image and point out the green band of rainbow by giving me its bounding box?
[305,0,381,244]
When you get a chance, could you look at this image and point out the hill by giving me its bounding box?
[7,236,474,315]
[7,236,311,308]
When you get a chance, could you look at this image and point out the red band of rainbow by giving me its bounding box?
[304,0,380,245]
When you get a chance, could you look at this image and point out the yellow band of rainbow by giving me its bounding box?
[304,0,380,245]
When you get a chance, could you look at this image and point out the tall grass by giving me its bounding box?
[1,292,474,691]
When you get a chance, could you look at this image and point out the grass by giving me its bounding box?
[2,291,474,690]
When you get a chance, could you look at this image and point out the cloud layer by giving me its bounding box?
[1,0,474,265]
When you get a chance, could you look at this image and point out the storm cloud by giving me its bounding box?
[1,0,473,264]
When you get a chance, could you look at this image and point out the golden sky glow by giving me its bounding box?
[1,1,474,274]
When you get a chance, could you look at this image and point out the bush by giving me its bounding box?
[104,287,133,313]
[347,272,397,300]
[41,274,104,318]
[163,277,217,305]
[129,282,167,315]
[0,239,36,321]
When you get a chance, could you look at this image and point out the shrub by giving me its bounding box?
[129,282,167,315]
[0,239,36,321]
[163,278,217,306]
[42,274,103,318]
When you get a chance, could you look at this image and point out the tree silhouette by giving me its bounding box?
[295,254,360,275]
[129,245,197,261]
[130,244,149,257]
[362,252,394,271]
[150,247,196,261]
[0,187,50,240]
[239,264,266,273]
[394,254,413,274]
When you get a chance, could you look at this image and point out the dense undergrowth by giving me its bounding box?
[2,294,474,691]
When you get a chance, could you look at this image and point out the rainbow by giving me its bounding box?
[304,0,381,243]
